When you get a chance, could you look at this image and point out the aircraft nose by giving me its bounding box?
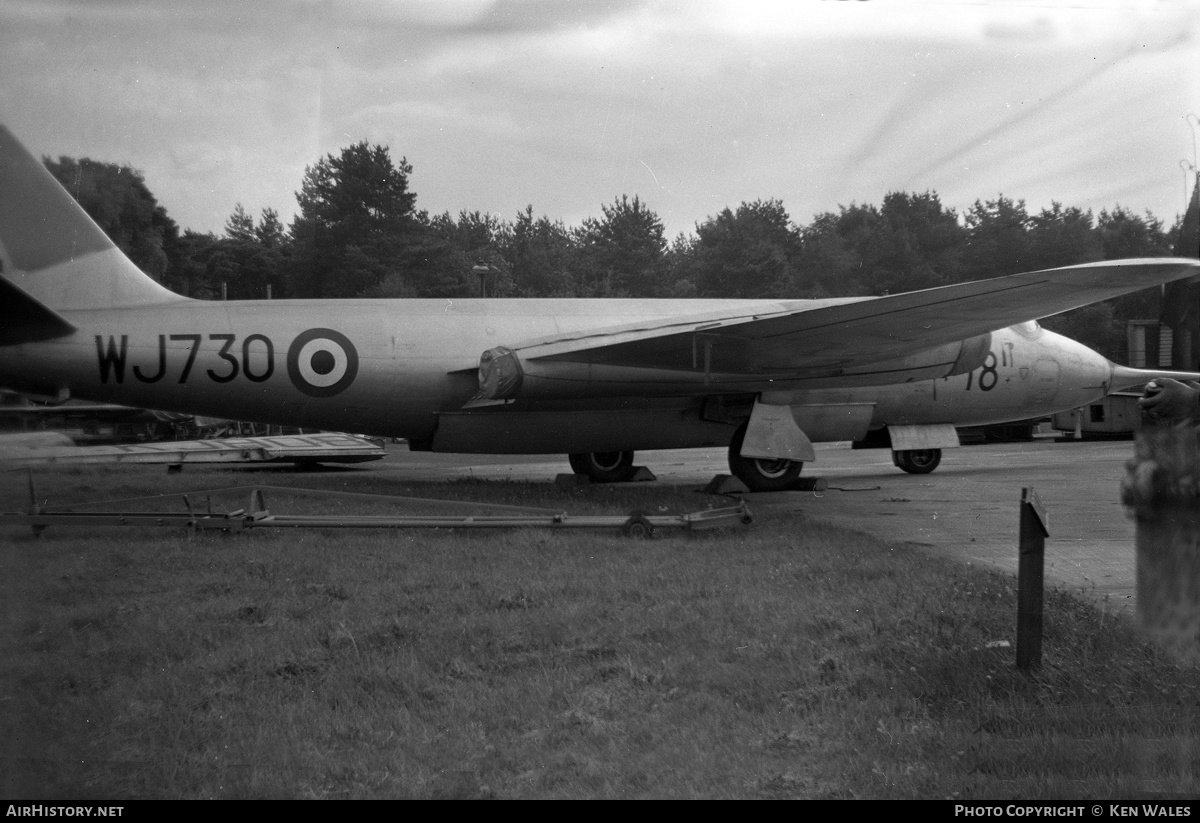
[1037,330,1117,408]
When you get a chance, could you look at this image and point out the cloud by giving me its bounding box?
[2,0,1196,238]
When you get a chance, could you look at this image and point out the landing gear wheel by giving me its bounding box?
[893,449,941,474]
[727,421,803,492]
[568,451,636,483]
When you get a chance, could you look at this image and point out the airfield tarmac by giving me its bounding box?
[363,435,1144,615]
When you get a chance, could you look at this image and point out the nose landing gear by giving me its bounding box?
[893,449,942,474]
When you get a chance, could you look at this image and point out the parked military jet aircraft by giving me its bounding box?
[1,125,1197,490]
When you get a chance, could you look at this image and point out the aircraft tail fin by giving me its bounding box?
[0,125,182,311]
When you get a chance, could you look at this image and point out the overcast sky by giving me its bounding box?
[2,0,1198,241]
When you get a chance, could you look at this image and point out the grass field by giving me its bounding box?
[2,464,1198,799]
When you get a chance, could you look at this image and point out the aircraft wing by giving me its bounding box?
[510,258,1200,376]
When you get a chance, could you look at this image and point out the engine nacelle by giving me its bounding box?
[471,332,994,402]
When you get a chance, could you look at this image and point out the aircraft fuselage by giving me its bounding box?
[0,297,1113,455]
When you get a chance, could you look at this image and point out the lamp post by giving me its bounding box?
[472,262,504,298]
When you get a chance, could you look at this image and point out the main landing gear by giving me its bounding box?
[893,449,941,474]
[569,420,809,492]
[726,421,804,492]
[567,451,636,483]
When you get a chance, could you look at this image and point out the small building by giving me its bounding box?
[1050,392,1143,439]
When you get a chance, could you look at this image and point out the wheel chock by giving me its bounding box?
[555,473,591,488]
[628,466,657,482]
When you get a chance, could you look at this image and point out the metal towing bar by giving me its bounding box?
[4,483,752,538]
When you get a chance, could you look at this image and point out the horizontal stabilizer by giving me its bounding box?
[0,275,76,344]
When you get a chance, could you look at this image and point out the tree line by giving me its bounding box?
[43,142,1197,362]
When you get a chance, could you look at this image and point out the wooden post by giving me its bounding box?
[1016,486,1049,671]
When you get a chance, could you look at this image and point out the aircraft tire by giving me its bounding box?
[894,449,941,474]
[727,422,803,492]
[568,451,636,483]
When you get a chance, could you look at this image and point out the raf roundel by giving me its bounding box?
[286,328,359,397]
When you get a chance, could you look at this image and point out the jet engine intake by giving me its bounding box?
[473,346,524,402]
